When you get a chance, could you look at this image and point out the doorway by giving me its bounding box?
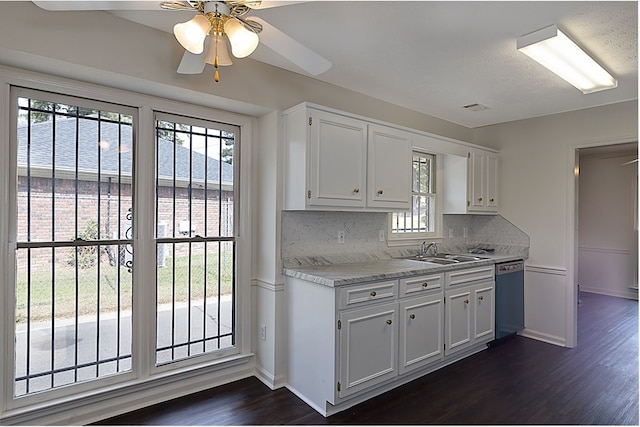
[577,142,638,300]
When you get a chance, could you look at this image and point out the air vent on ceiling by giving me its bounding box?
[462,103,490,112]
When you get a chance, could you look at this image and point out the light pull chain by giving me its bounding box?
[214,34,220,82]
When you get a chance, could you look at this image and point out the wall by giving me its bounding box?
[474,101,638,346]
[578,148,638,299]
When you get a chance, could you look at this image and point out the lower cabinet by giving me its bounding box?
[338,302,398,398]
[399,293,444,374]
[285,266,493,417]
[445,281,495,356]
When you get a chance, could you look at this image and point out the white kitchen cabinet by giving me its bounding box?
[283,103,411,211]
[286,271,449,416]
[468,149,499,212]
[443,148,499,214]
[338,302,398,398]
[444,266,495,356]
[366,124,412,209]
[399,293,444,374]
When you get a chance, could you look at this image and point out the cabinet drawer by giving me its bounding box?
[338,280,398,309]
[446,265,494,287]
[399,273,443,297]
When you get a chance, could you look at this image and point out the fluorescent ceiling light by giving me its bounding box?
[517,25,617,94]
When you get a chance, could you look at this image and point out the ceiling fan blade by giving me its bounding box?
[246,1,309,10]
[249,17,331,75]
[32,1,167,11]
[177,50,206,74]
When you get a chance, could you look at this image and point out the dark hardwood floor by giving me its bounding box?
[97,292,638,425]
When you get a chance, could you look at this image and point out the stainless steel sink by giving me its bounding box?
[406,254,484,264]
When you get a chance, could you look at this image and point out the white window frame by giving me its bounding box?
[0,68,253,419]
[387,149,443,246]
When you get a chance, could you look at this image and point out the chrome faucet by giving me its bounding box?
[420,241,438,257]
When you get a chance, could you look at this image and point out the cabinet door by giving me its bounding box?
[309,110,367,207]
[468,150,486,210]
[486,154,499,210]
[367,124,412,210]
[338,302,398,398]
[445,288,472,356]
[473,283,495,341]
[399,294,444,374]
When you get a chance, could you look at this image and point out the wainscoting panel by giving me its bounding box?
[578,247,637,300]
[521,265,567,346]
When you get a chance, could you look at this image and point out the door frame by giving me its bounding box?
[566,137,637,348]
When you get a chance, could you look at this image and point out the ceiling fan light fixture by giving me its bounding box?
[204,34,233,67]
[224,17,259,58]
[517,25,617,94]
[173,13,212,54]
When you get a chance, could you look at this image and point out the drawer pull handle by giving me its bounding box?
[422,282,429,288]
[370,291,377,297]
[464,299,469,304]
[386,319,393,325]
[409,314,415,320]
[353,188,360,193]
[377,189,384,195]
[478,295,484,301]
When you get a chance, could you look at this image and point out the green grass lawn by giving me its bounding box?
[15,252,234,324]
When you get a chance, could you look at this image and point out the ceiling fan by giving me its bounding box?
[32,0,332,82]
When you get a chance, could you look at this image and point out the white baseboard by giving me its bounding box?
[519,328,566,347]
[255,365,286,390]
[580,287,638,300]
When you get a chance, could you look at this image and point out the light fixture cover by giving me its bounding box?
[517,25,617,94]
[204,35,233,66]
[224,18,259,58]
[173,14,211,55]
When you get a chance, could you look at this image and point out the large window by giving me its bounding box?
[13,89,135,396]
[154,113,237,364]
[9,87,241,402]
[390,151,437,239]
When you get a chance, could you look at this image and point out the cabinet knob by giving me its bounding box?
[422,282,429,288]
[478,295,484,301]
[409,314,416,320]
[464,299,469,304]
[490,198,495,202]
[370,291,377,297]
[478,197,483,202]
[377,189,384,195]
[353,188,360,193]
[386,319,393,325]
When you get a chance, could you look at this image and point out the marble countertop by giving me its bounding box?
[283,253,524,287]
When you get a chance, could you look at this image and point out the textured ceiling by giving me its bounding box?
[71,2,640,127]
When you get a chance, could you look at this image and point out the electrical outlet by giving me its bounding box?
[338,230,345,243]
[379,230,385,242]
[260,324,266,341]
[463,227,468,238]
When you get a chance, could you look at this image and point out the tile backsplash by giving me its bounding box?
[281,211,529,267]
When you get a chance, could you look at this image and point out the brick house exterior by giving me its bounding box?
[17,116,234,269]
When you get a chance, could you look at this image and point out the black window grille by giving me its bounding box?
[154,113,237,364]
[13,89,134,396]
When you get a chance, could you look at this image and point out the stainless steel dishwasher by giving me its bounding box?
[493,260,524,342]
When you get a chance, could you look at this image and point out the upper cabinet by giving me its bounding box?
[443,148,499,214]
[283,102,499,214]
[367,124,413,209]
[284,105,412,211]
